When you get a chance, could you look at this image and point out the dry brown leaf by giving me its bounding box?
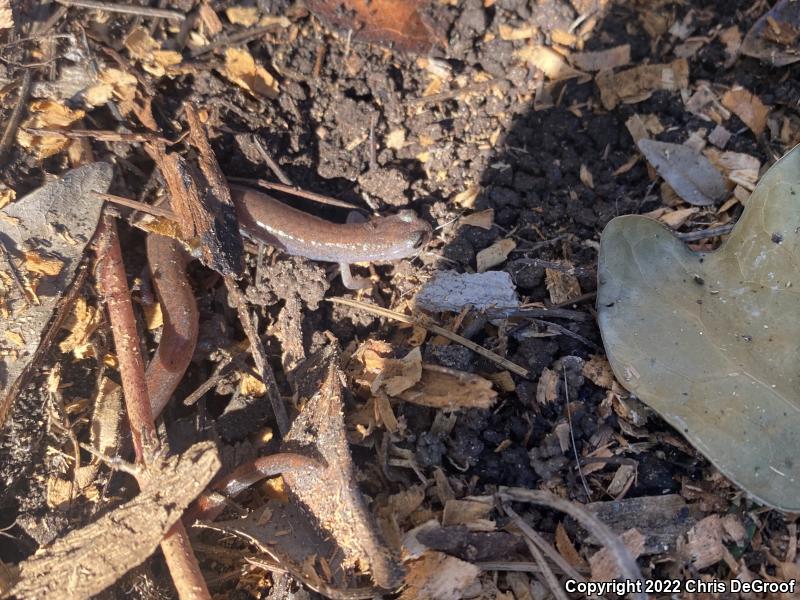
[400,551,480,600]
[385,128,406,150]
[222,47,279,98]
[84,68,138,108]
[398,364,497,410]
[589,528,645,580]
[307,0,440,54]
[23,250,64,277]
[595,58,689,110]
[536,367,559,404]
[239,372,267,396]
[703,148,761,191]
[198,1,223,36]
[225,5,259,26]
[499,23,537,40]
[582,355,615,389]
[0,186,15,209]
[17,101,85,159]
[580,164,594,189]
[545,265,581,304]
[59,297,101,358]
[571,44,630,72]
[680,515,726,569]
[0,0,13,29]
[721,86,770,135]
[453,184,480,208]
[658,206,698,228]
[370,346,423,396]
[124,28,182,77]
[476,238,516,272]
[442,499,493,527]
[516,45,589,81]
[555,522,588,569]
[459,208,494,230]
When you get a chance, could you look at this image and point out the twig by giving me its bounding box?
[252,136,294,186]
[224,277,290,436]
[564,365,592,500]
[23,127,172,144]
[55,0,185,20]
[677,223,735,242]
[504,505,570,600]
[0,70,32,167]
[190,24,284,57]
[498,487,646,600]
[227,177,360,210]
[96,217,211,600]
[94,192,178,219]
[0,241,35,306]
[483,306,590,322]
[531,318,598,350]
[328,297,530,378]
[407,79,506,105]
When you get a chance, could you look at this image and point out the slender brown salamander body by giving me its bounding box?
[145,187,430,410]
[229,185,432,289]
[145,234,199,418]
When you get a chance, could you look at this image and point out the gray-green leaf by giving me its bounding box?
[597,145,800,511]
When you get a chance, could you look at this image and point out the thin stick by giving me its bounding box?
[328,297,529,378]
[23,127,172,144]
[0,70,32,167]
[190,24,282,57]
[564,365,592,500]
[504,505,570,600]
[96,218,211,600]
[407,79,505,105]
[677,223,735,242]
[94,192,177,219]
[227,177,360,210]
[498,487,646,600]
[252,136,294,186]
[55,0,185,20]
[224,278,290,436]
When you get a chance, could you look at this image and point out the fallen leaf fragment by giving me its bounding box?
[571,44,630,72]
[721,86,770,135]
[453,184,480,208]
[589,529,645,580]
[582,354,615,389]
[399,364,497,410]
[400,551,480,600]
[516,45,589,81]
[597,145,800,511]
[222,47,279,98]
[741,0,800,66]
[595,58,689,110]
[545,264,581,304]
[0,0,12,29]
[11,442,220,600]
[363,345,423,396]
[703,148,761,191]
[637,139,727,206]
[124,27,182,77]
[225,5,259,26]
[476,238,516,272]
[307,0,440,54]
[17,101,85,159]
[459,208,494,230]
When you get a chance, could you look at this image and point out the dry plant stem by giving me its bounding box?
[328,297,530,377]
[96,218,211,600]
[226,176,360,210]
[505,506,569,600]
[95,192,178,219]
[56,0,185,19]
[0,70,32,167]
[224,277,290,435]
[498,487,646,600]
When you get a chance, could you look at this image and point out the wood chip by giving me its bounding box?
[595,58,689,110]
[11,442,220,600]
[516,45,589,81]
[459,208,494,230]
[589,528,645,581]
[721,86,770,135]
[545,264,582,304]
[415,270,519,312]
[398,364,497,410]
[222,47,279,98]
[400,551,480,600]
[571,44,630,72]
[476,238,516,272]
